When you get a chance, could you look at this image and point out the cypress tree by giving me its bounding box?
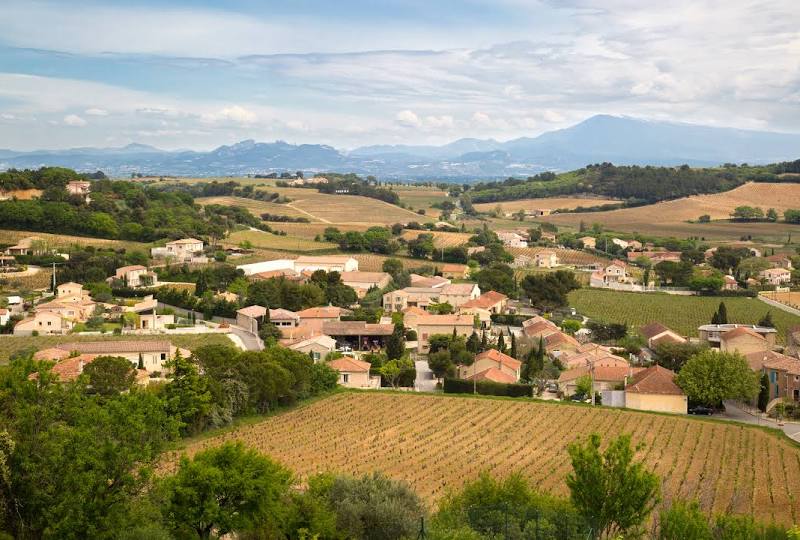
[480,331,488,351]
[386,322,405,360]
[497,332,506,352]
[510,332,517,359]
[758,372,770,412]
[717,301,728,324]
[466,331,480,353]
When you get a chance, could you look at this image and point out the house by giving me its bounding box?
[409,274,450,288]
[294,255,358,273]
[459,349,521,382]
[288,334,337,362]
[251,268,304,282]
[760,267,792,286]
[237,259,297,277]
[558,345,630,370]
[0,308,9,326]
[719,326,771,355]
[382,283,480,313]
[14,311,73,335]
[128,295,174,330]
[340,271,392,297]
[35,298,96,323]
[624,365,687,414]
[440,263,469,279]
[558,365,643,396]
[579,236,596,249]
[628,240,643,250]
[511,254,532,268]
[534,250,559,268]
[4,295,24,315]
[722,275,738,291]
[758,352,800,403]
[497,231,528,248]
[459,291,509,328]
[269,308,300,328]
[467,246,486,256]
[236,305,268,334]
[35,340,185,373]
[56,282,85,299]
[113,265,158,288]
[151,238,206,263]
[3,236,44,256]
[327,356,378,388]
[639,322,686,349]
[296,306,349,331]
[66,180,91,202]
[590,260,628,287]
[543,331,582,356]
[698,324,776,352]
[416,314,474,353]
[321,321,393,351]
[215,291,240,303]
[766,255,793,270]
[611,238,629,250]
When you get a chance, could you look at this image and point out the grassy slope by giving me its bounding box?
[568,288,800,341]
[172,391,800,525]
[0,333,233,363]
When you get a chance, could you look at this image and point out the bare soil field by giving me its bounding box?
[225,229,335,252]
[400,230,472,248]
[542,183,800,240]
[173,392,800,525]
[475,196,621,213]
[265,222,371,239]
[0,229,150,252]
[393,186,449,217]
[0,189,43,200]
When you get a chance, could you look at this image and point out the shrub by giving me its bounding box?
[443,378,533,397]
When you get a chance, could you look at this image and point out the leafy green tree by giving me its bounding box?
[380,360,404,389]
[164,442,293,539]
[575,375,593,398]
[320,472,425,540]
[659,499,712,540]
[163,352,213,435]
[566,433,660,539]
[83,355,136,395]
[676,350,759,406]
[521,270,580,309]
[428,350,455,379]
[309,363,339,395]
[653,342,707,372]
[466,331,480,354]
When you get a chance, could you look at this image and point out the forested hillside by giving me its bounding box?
[0,167,260,242]
[469,161,798,205]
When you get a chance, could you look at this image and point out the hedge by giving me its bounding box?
[443,377,533,398]
[490,313,529,326]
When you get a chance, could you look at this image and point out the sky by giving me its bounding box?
[0,0,798,151]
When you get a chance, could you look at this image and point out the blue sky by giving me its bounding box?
[0,0,798,150]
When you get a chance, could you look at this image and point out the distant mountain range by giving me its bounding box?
[1,115,799,180]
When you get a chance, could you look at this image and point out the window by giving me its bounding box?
[342,373,349,383]
[160,353,166,361]
[312,352,320,361]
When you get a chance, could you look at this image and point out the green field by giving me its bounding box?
[568,288,800,342]
[0,333,234,363]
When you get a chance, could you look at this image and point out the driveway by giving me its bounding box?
[229,325,264,351]
[414,359,438,392]
[719,400,800,442]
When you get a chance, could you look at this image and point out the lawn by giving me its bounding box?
[171,391,800,526]
[568,288,800,341]
[0,333,234,363]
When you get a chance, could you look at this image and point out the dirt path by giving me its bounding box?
[285,201,331,223]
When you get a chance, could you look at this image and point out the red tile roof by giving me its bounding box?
[626,365,684,395]
[640,322,671,340]
[720,327,766,342]
[296,306,348,319]
[475,348,521,370]
[461,290,508,310]
[328,356,371,373]
[559,365,643,383]
[466,367,517,384]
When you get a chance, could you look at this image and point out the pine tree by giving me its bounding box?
[717,301,728,324]
[510,332,517,359]
[466,331,480,354]
[758,311,774,328]
[497,332,506,352]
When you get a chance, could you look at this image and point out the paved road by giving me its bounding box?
[229,326,264,351]
[720,400,800,442]
[414,359,437,392]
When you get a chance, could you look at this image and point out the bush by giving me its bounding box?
[490,313,529,326]
[443,378,533,397]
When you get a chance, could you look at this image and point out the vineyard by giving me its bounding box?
[569,289,800,342]
[225,229,335,252]
[172,392,800,525]
[474,196,620,213]
[0,229,150,252]
[352,253,434,272]
[0,267,52,292]
[264,222,370,239]
[507,246,607,266]
[197,196,312,221]
[400,230,472,248]
[761,291,800,311]
[0,332,233,363]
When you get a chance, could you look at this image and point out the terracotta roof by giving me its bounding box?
[252,269,299,280]
[441,263,467,273]
[402,306,428,316]
[168,238,202,245]
[559,365,643,383]
[328,356,371,373]
[523,320,559,338]
[49,354,99,381]
[761,268,791,275]
[460,290,508,310]
[340,271,390,283]
[442,283,477,295]
[57,282,83,289]
[288,334,337,350]
[54,340,172,354]
[33,347,71,361]
[466,367,517,384]
[522,315,555,328]
[545,331,580,349]
[745,350,791,371]
[720,326,766,342]
[296,306,348,319]
[475,348,522,370]
[410,274,450,288]
[766,254,792,262]
[415,314,473,326]
[269,308,299,320]
[651,333,686,346]
[322,321,393,336]
[116,265,147,274]
[640,322,671,339]
[626,365,684,395]
[237,305,267,318]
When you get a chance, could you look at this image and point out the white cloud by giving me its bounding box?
[0,113,16,121]
[395,110,422,128]
[200,105,258,125]
[63,114,87,127]
[85,108,109,116]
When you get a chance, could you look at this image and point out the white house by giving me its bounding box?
[294,255,359,273]
[151,238,206,263]
[114,265,158,288]
[497,232,528,248]
[760,267,792,286]
[534,250,559,268]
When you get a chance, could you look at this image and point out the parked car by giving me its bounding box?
[689,405,713,416]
